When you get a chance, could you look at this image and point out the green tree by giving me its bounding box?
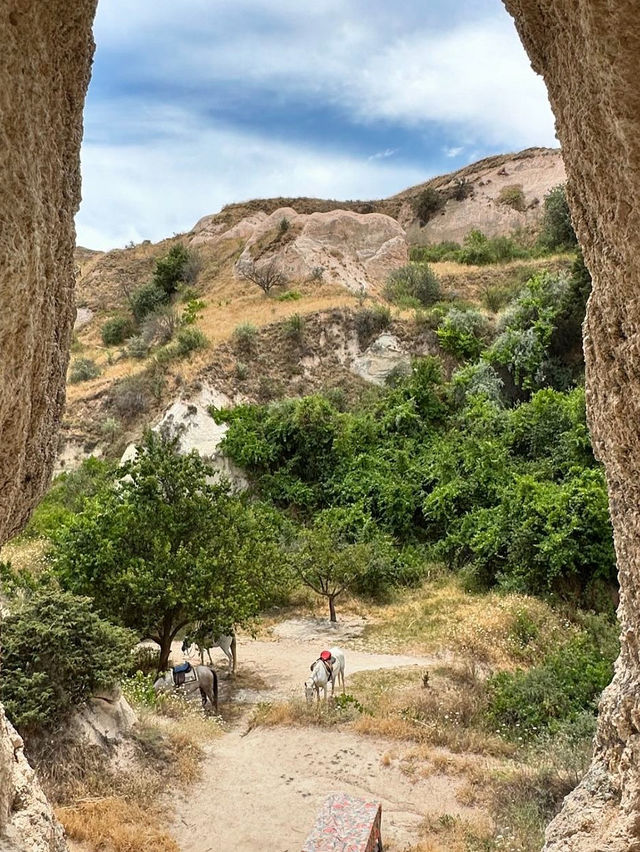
[538,184,578,250]
[291,507,397,621]
[52,432,288,670]
[153,243,191,296]
[0,586,134,733]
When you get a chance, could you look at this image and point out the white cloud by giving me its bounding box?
[445,146,464,158]
[91,1,555,147]
[368,148,398,161]
[76,112,426,250]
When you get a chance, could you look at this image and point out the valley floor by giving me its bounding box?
[169,620,484,852]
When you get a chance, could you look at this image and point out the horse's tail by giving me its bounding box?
[210,667,218,713]
[230,634,237,673]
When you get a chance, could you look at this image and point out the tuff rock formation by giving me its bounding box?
[502,2,640,849]
[0,2,97,850]
[192,207,408,293]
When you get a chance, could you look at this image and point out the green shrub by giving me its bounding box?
[181,298,206,325]
[283,313,305,342]
[121,672,158,708]
[277,290,302,301]
[410,242,461,263]
[384,264,440,308]
[233,323,258,354]
[0,587,134,733]
[436,308,488,360]
[129,282,167,323]
[486,631,617,738]
[153,243,191,295]
[538,185,577,250]
[235,361,249,381]
[176,326,208,355]
[354,304,392,346]
[413,187,445,225]
[126,334,149,360]
[498,184,526,212]
[69,358,101,384]
[101,316,134,346]
[23,458,116,539]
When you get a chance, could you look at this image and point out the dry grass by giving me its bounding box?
[357,577,574,670]
[252,666,511,758]
[56,799,179,852]
[39,711,219,852]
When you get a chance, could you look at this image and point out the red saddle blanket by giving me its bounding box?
[302,793,382,852]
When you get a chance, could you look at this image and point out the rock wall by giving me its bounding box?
[502,2,640,849]
[0,2,97,850]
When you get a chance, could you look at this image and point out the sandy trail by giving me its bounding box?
[170,618,469,852]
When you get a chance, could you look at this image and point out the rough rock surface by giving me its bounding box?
[120,385,249,487]
[352,334,412,386]
[71,690,137,749]
[411,148,565,244]
[0,3,97,850]
[502,1,640,849]
[0,707,66,852]
[192,207,408,293]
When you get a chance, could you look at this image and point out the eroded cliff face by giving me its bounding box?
[502,2,640,849]
[0,2,97,849]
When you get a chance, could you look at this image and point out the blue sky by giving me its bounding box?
[77,0,557,250]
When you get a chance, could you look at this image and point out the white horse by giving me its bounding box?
[305,647,346,704]
[182,630,237,675]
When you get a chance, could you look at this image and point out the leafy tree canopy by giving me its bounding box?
[52,432,290,669]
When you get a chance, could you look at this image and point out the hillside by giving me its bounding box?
[62,147,567,470]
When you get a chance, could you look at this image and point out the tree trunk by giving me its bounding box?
[158,630,173,672]
[502,2,640,849]
[328,595,337,623]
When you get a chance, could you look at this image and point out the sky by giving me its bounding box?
[77,0,557,251]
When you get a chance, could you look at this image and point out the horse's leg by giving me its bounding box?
[199,687,207,708]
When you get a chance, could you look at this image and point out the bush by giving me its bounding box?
[384,264,440,308]
[0,587,134,733]
[283,313,305,342]
[486,631,617,738]
[410,242,461,263]
[129,282,167,323]
[110,375,151,420]
[141,307,179,346]
[101,316,134,346]
[354,304,392,346]
[277,290,302,301]
[233,323,258,354]
[436,308,488,360]
[413,187,445,225]
[152,243,191,295]
[498,184,526,212]
[538,185,577,250]
[69,358,101,384]
[126,335,149,360]
[175,327,208,355]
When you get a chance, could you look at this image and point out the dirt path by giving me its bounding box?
[170,619,470,851]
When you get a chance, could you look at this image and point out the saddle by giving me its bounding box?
[172,661,196,687]
[311,657,334,680]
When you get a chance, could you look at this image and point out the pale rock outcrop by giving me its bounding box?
[414,149,565,244]
[502,1,640,849]
[191,207,408,293]
[352,334,412,386]
[71,690,137,749]
[120,385,248,487]
[0,707,65,852]
[0,3,97,851]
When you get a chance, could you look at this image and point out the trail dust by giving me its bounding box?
[169,618,480,851]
